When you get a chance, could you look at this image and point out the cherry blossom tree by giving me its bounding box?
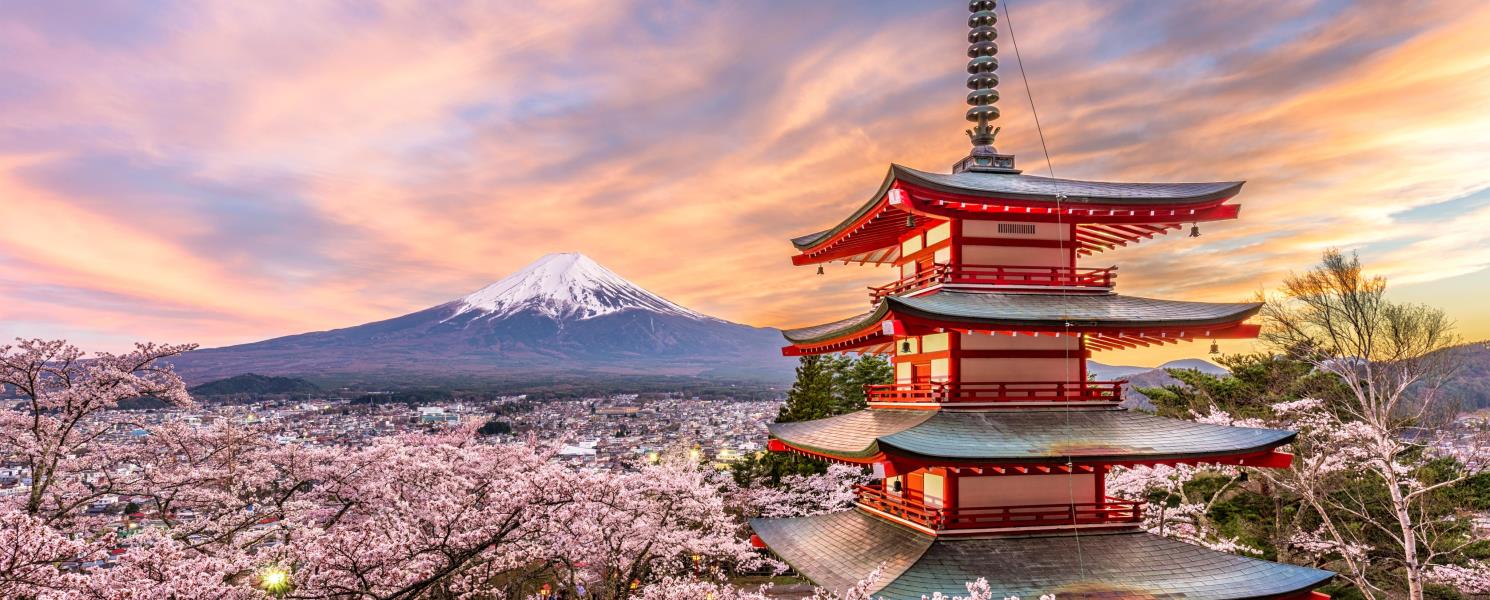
[1260,251,1469,600]
[0,338,1054,600]
[0,339,197,522]
[542,457,768,600]
[1105,461,1259,556]
[736,463,867,519]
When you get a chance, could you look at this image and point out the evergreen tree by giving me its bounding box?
[738,355,900,486]
[1136,353,1349,420]
[776,355,835,423]
[831,355,894,414]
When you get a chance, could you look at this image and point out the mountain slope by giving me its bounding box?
[1087,358,1229,411]
[189,374,320,397]
[170,253,791,385]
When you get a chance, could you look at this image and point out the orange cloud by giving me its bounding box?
[1,1,1486,369]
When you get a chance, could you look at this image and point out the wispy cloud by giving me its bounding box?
[1,0,1487,365]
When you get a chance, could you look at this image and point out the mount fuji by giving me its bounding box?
[171,253,792,385]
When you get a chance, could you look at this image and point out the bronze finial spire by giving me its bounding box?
[953,0,1018,174]
[965,0,1000,147]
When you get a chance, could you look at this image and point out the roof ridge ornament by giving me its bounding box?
[953,0,1020,175]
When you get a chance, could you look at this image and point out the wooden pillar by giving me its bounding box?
[944,468,960,511]
[1094,464,1107,502]
[1078,334,1088,383]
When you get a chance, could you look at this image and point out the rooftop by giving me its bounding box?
[767,407,1294,465]
[782,291,1262,352]
[751,509,1333,599]
[790,164,1243,265]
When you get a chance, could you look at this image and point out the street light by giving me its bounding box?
[259,565,291,597]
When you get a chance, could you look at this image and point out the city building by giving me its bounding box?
[748,2,1335,598]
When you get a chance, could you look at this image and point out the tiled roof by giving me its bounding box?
[791,164,1243,250]
[768,408,1294,464]
[767,410,933,458]
[781,292,1261,344]
[781,308,885,344]
[749,510,932,593]
[753,510,1333,600]
[895,165,1243,205]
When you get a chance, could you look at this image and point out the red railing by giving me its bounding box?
[864,381,1123,404]
[855,484,1142,531]
[869,264,1116,299]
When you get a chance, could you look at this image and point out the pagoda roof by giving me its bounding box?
[767,407,1294,465]
[791,164,1243,265]
[750,509,1333,599]
[782,291,1262,353]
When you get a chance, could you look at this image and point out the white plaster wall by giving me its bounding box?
[960,333,1077,351]
[961,358,1080,382]
[902,236,924,256]
[930,358,949,381]
[961,244,1067,267]
[926,223,952,245]
[958,474,1096,507]
[923,473,945,508]
[963,220,1069,241]
[922,333,950,353]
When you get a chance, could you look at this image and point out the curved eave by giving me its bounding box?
[892,164,1244,206]
[791,168,902,252]
[750,510,934,595]
[767,408,1297,467]
[753,511,1333,600]
[891,294,1264,331]
[781,292,1263,354]
[766,410,933,460]
[789,164,1244,265]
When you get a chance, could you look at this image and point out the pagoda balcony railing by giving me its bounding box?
[869,264,1116,299]
[855,484,1143,532]
[864,380,1123,405]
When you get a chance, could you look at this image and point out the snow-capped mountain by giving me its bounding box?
[448,253,713,322]
[171,253,790,384]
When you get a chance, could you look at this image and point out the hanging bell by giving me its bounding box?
[901,340,912,353]
[1189,223,1201,238]
[816,265,825,275]
[906,214,916,228]
[1209,340,1220,355]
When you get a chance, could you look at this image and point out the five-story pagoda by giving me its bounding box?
[749,2,1334,598]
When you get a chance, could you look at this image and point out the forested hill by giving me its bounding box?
[1438,340,1490,412]
[188,373,320,397]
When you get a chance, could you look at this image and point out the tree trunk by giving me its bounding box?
[1384,468,1423,600]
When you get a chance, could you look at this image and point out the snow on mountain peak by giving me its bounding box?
[449,252,714,322]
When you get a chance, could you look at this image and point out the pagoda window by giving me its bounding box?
[922,472,946,509]
[929,358,950,382]
[958,333,1081,382]
[957,473,1096,507]
[902,235,924,256]
[925,222,952,245]
[921,333,951,353]
[960,220,1074,270]
[961,244,1066,268]
[964,220,1067,241]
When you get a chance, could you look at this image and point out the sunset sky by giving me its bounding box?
[3,0,1489,367]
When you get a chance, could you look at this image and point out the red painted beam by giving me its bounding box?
[1226,450,1295,469]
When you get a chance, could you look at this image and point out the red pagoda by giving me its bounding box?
[748,2,1334,598]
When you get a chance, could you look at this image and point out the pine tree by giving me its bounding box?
[776,355,835,423]
[832,355,894,413]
